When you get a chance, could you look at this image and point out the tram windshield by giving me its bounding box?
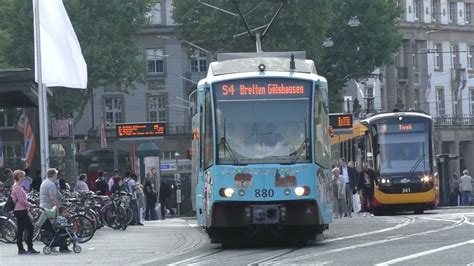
[373,122,430,174]
[213,78,312,164]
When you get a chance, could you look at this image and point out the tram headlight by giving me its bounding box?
[295,187,305,196]
[380,178,391,185]
[219,188,235,197]
[294,186,311,196]
[421,176,431,182]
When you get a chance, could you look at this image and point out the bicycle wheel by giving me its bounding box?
[68,214,95,243]
[103,205,121,230]
[125,207,133,225]
[28,206,44,241]
[1,218,17,243]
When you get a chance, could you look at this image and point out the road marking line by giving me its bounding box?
[270,216,467,264]
[320,217,415,243]
[374,239,474,266]
[168,250,224,266]
[253,217,413,266]
[418,217,459,223]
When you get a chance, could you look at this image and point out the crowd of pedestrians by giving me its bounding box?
[1,165,177,255]
[331,159,379,219]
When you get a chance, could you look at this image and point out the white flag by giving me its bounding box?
[34,0,87,89]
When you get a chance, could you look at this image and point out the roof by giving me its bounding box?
[0,69,37,107]
[208,56,317,77]
[362,111,432,125]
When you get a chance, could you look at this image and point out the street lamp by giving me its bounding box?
[348,16,361,27]
[174,151,181,216]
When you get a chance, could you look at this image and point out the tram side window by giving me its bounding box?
[314,89,331,168]
[204,91,213,168]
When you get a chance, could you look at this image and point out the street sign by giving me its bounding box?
[176,189,182,204]
[160,163,176,171]
[116,122,165,139]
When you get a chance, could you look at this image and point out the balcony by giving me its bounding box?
[396,67,408,81]
[433,115,474,128]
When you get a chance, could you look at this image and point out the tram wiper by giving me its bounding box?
[409,154,425,174]
[289,138,310,164]
[220,137,242,165]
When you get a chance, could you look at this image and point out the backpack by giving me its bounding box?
[4,195,15,212]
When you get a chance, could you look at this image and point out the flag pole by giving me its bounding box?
[34,0,50,178]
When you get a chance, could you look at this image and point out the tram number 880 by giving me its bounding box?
[255,189,274,198]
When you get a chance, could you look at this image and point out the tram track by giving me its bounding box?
[245,216,413,266]
[265,214,468,265]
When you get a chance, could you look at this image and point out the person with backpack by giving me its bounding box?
[10,170,40,254]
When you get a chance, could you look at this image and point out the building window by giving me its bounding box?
[436,87,445,116]
[450,44,459,68]
[470,88,474,115]
[414,0,421,20]
[468,45,474,71]
[190,50,208,73]
[104,97,123,126]
[433,43,443,70]
[3,143,23,169]
[466,4,472,24]
[146,48,165,74]
[148,95,167,122]
[431,0,439,21]
[0,109,18,128]
[449,2,456,23]
[150,2,162,25]
[412,42,418,69]
[165,0,175,26]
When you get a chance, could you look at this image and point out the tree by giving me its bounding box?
[0,0,154,179]
[173,0,401,111]
[1,0,155,119]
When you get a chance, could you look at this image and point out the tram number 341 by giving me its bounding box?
[402,188,411,193]
[255,189,274,198]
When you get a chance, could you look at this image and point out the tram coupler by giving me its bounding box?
[248,205,284,224]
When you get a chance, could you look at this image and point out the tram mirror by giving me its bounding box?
[364,130,369,136]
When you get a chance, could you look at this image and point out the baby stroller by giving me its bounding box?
[36,206,82,254]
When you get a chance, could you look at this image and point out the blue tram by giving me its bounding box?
[191,53,333,244]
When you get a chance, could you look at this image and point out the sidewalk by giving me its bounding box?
[0,218,206,266]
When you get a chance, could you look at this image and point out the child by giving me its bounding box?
[55,207,71,253]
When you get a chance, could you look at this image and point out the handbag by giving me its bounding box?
[352,193,361,213]
[4,195,16,212]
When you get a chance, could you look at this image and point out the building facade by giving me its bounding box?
[343,0,474,176]
[66,0,207,179]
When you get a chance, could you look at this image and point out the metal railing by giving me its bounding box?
[433,114,474,127]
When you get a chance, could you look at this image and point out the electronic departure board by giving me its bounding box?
[116,122,165,138]
[213,78,311,100]
[329,114,353,130]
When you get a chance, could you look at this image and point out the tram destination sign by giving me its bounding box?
[116,122,165,139]
[329,113,353,132]
[213,78,311,100]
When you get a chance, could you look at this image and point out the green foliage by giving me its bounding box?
[0,0,154,119]
[173,0,401,111]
